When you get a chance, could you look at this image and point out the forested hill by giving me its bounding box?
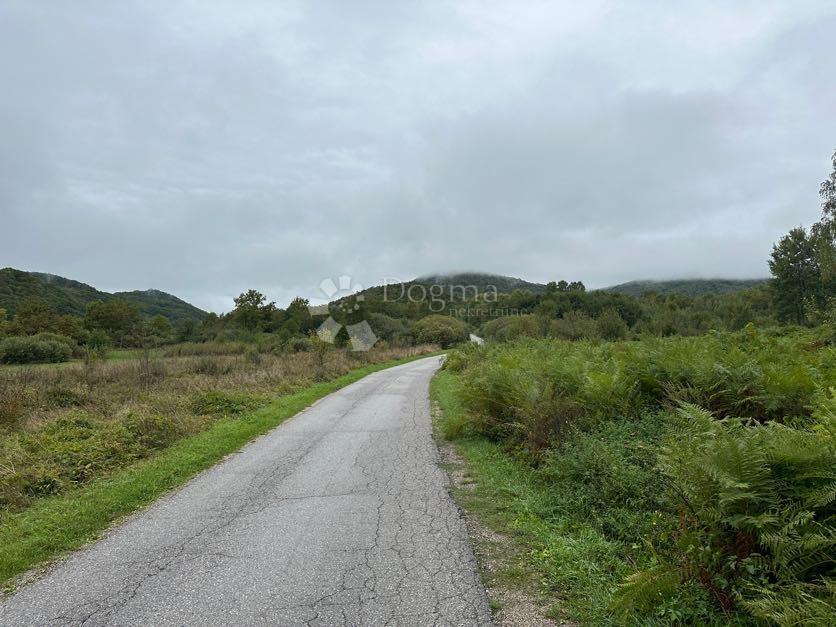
[355,273,767,303]
[601,278,768,297]
[415,273,548,294]
[0,268,207,324]
[409,274,768,298]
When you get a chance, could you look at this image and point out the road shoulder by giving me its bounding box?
[430,369,575,627]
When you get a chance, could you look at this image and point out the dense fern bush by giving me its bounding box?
[447,329,835,623]
[442,341,482,373]
[457,331,830,449]
[614,403,835,624]
[456,340,637,452]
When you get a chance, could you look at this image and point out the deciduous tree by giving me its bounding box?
[769,227,820,324]
[14,298,57,335]
[85,300,142,347]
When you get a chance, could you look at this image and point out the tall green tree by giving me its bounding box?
[282,297,313,335]
[232,289,273,331]
[768,227,821,324]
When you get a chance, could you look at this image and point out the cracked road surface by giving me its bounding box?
[0,356,491,626]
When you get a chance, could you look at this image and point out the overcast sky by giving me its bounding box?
[2,1,835,312]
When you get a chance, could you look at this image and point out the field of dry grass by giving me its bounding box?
[0,342,437,516]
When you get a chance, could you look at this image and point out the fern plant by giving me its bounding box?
[615,403,836,625]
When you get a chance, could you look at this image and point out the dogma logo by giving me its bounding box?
[308,275,378,352]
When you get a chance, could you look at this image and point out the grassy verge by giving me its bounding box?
[431,369,730,626]
[432,371,573,620]
[432,373,570,623]
[0,352,439,587]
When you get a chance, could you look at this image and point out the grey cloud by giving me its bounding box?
[1,1,835,312]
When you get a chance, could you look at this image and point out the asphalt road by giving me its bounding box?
[0,356,492,626]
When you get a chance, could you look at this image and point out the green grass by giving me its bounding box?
[0,352,439,587]
[104,348,156,360]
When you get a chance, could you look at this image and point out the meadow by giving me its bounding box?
[435,325,835,625]
[0,342,436,520]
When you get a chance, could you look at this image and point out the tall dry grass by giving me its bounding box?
[0,343,437,514]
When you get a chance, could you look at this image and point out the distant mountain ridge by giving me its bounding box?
[415,272,548,294]
[1,268,769,327]
[0,268,207,325]
[412,274,768,298]
[601,278,769,297]
[342,273,769,307]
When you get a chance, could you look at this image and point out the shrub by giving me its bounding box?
[256,334,285,355]
[31,332,77,350]
[86,329,111,350]
[367,313,410,344]
[414,315,468,348]
[483,314,543,342]
[595,307,629,341]
[0,335,73,364]
[549,310,599,340]
[291,337,312,353]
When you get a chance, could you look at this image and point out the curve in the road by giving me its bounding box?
[0,356,491,626]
